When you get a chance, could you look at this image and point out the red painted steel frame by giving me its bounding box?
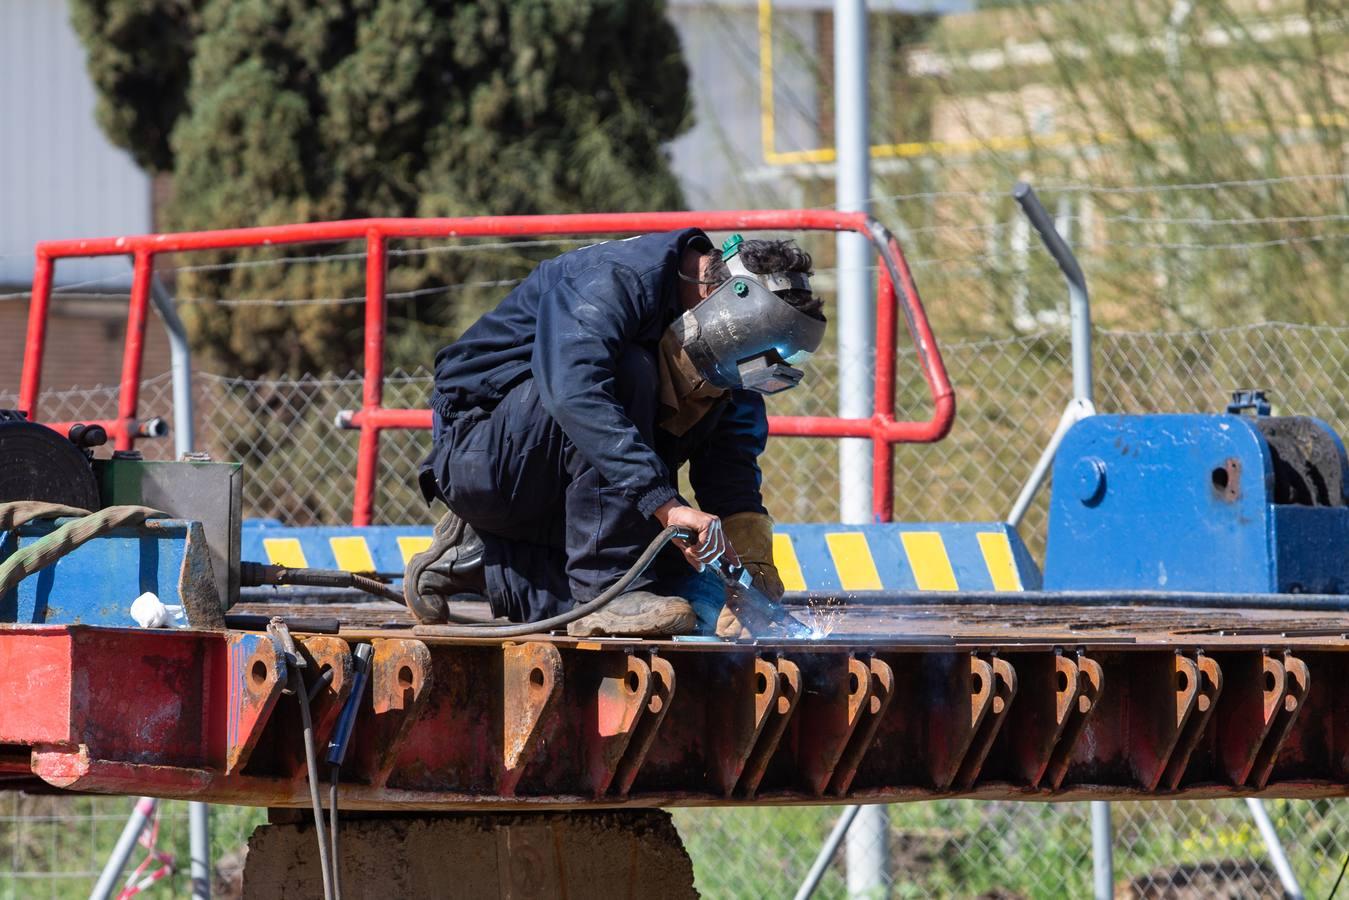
[19,211,953,523]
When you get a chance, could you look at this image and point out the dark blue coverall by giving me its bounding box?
[420,228,770,624]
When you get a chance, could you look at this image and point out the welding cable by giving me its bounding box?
[239,562,406,604]
[414,524,693,637]
[329,764,342,900]
[286,663,336,900]
[0,503,167,598]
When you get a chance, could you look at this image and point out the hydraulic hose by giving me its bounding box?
[413,525,691,637]
[240,562,405,604]
[0,502,167,598]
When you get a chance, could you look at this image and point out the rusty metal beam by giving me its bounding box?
[11,623,1349,809]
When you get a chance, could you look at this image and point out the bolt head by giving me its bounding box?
[733,280,749,297]
[1075,456,1107,506]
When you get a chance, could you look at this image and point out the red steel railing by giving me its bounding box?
[20,211,954,524]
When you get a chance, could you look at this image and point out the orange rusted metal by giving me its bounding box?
[12,614,1349,810]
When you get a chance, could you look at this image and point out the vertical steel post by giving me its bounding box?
[189,801,211,899]
[834,2,885,895]
[1091,801,1113,900]
[352,230,388,526]
[18,253,54,421]
[835,0,875,526]
[117,251,155,450]
[149,276,195,458]
[90,797,157,900]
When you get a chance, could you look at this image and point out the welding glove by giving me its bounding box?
[716,512,784,639]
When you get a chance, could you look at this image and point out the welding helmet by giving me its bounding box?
[670,235,827,395]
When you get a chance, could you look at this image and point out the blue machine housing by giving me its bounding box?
[1044,414,1349,593]
[0,516,219,626]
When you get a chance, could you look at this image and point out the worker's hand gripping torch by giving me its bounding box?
[672,527,814,639]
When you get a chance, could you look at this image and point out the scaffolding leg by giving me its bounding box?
[1091,801,1113,900]
[1246,798,1304,899]
[190,801,211,899]
[89,797,157,900]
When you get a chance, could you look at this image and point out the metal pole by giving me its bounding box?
[148,275,195,458]
[1006,397,1095,528]
[1091,801,1113,900]
[794,806,861,900]
[1012,183,1092,406]
[89,796,157,900]
[1005,182,1097,527]
[834,0,885,893]
[1245,798,1304,899]
[189,801,212,899]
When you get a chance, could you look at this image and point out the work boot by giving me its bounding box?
[404,508,486,623]
[566,591,697,638]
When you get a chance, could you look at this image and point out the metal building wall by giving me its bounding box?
[0,0,151,290]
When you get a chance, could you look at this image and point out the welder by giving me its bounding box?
[406,229,826,637]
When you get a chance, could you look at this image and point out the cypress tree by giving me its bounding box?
[73,0,692,376]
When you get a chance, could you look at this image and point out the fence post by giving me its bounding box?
[834,0,887,894]
[189,801,211,899]
[1006,183,1097,528]
[148,275,195,458]
[1091,801,1113,899]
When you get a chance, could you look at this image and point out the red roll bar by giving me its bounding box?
[20,211,954,524]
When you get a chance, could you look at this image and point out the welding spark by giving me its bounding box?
[800,596,845,640]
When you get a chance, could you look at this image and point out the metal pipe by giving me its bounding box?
[835,0,875,530]
[781,588,1349,613]
[117,252,154,452]
[189,801,211,900]
[352,231,387,526]
[1246,798,1304,899]
[149,275,195,458]
[1091,801,1113,900]
[793,805,861,900]
[834,0,887,892]
[1007,397,1095,527]
[18,253,54,420]
[89,796,157,900]
[1013,182,1093,405]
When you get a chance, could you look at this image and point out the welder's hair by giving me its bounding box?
[708,239,825,321]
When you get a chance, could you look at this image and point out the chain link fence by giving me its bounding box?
[5,173,1349,895]
[10,321,1349,897]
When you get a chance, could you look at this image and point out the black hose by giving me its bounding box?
[414,525,690,637]
[240,563,405,604]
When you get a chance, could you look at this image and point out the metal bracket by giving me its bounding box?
[736,656,801,798]
[828,655,895,796]
[353,638,432,788]
[1151,652,1224,791]
[798,655,874,796]
[586,652,653,797]
[224,631,287,774]
[1044,652,1104,790]
[952,655,1018,791]
[500,642,563,796]
[290,637,354,776]
[610,652,676,798]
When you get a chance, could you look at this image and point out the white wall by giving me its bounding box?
[0,0,151,290]
[668,3,823,210]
